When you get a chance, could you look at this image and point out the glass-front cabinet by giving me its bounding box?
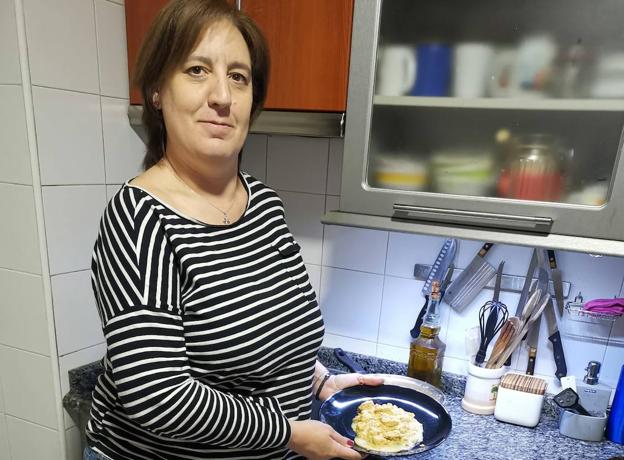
[333,0,624,254]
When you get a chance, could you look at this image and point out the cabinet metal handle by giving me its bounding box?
[392,204,553,233]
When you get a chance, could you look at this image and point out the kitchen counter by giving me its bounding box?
[64,347,623,460]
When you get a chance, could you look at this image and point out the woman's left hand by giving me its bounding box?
[318,373,384,402]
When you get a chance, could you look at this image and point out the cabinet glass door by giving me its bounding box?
[366,0,624,207]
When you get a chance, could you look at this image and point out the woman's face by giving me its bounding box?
[159,19,253,164]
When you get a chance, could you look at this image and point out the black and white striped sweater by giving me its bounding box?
[86,173,325,459]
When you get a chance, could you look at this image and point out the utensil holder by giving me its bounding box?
[461,359,507,415]
[559,410,607,442]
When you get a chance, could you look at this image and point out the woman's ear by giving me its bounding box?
[152,91,161,109]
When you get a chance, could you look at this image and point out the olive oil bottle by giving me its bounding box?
[408,281,446,388]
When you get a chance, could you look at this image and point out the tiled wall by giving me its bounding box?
[241,134,624,395]
[1,0,133,459]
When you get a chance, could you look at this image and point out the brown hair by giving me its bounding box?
[133,0,270,170]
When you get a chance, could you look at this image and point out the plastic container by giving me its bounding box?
[494,373,546,427]
[461,360,507,415]
[560,410,607,442]
[607,364,624,444]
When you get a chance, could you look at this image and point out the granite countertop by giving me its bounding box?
[64,347,624,460]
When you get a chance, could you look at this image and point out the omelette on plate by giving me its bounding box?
[351,400,424,452]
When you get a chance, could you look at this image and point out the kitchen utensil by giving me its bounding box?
[553,388,591,416]
[485,318,517,369]
[411,240,457,338]
[440,263,455,301]
[319,384,452,456]
[444,242,496,311]
[547,249,565,316]
[333,347,366,373]
[560,410,608,442]
[505,249,539,366]
[475,262,509,365]
[461,360,507,415]
[525,263,549,374]
[488,290,549,369]
[542,294,567,380]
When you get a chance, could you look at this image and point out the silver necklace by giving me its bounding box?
[164,158,239,225]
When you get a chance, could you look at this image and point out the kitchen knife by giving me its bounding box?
[547,249,565,317]
[444,242,496,311]
[525,265,549,374]
[411,239,457,338]
[506,248,539,366]
[440,263,455,301]
[333,348,366,373]
[422,239,458,296]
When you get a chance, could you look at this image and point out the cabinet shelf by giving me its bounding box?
[373,95,624,112]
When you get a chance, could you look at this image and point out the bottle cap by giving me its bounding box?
[584,361,601,385]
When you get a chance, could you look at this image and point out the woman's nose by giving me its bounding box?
[208,74,232,108]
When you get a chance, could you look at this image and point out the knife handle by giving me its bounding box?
[333,348,366,374]
[526,348,537,375]
[479,242,494,257]
[410,296,429,339]
[548,330,567,380]
[547,249,557,269]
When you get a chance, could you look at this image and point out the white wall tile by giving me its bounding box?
[556,252,624,301]
[442,356,469,376]
[320,267,384,341]
[102,97,144,183]
[376,343,408,364]
[305,264,321,300]
[0,184,41,274]
[241,134,267,182]
[106,184,123,201]
[5,415,61,460]
[24,0,99,93]
[385,232,448,278]
[322,333,377,357]
[0,85,31,184]
[325,195,340,213]
[322,226,388,274]
[0,346,58,429]
[95,0,128,98]
[33,87,104,185]
[42,185,107,274]
[0,0,21,84]
[326,138,343,195]
[0,269,49,355]
[52,270,104,356]
[601,318,624,388]
[0,415,9,460]
[65,425,82,460]
[279,191,325,265]
[266,136,328,194]
[378,276,450,349]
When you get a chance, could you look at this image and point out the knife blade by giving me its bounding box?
[422,239,457,296]
[506,248,539,367]
[411,239,457,338]
[440,263,455,300]
[525,265,549,372]
[541,254,567,381]
[547,249,565,317]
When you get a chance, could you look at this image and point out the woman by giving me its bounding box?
[84,1,381,459]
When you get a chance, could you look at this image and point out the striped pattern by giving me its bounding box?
[86,173,325,459]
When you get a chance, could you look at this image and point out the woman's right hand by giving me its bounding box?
[287,420,364,460]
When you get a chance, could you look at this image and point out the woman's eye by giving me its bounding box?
[230,72,249,84]
[187,66,205,76]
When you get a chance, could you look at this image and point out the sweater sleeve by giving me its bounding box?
[91,188,291,448]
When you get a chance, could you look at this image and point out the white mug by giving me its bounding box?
[452,42,494,98]
[376,45,417,96]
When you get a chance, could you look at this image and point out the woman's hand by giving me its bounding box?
[318,373,384,402]
[287,420,364,460]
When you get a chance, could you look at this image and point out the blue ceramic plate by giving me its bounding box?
[319,384,451,457]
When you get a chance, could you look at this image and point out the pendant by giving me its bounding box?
[223,215,230,225]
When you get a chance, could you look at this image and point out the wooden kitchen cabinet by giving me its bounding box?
[241,0,354,112]
[125,0,354,112]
